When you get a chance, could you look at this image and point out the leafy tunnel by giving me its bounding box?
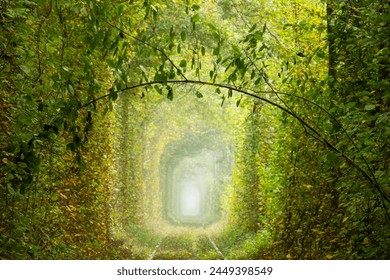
[1,0,389,260]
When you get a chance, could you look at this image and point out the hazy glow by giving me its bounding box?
[164,148,222,226]
[180,181,201,217]
[159,132,233,228]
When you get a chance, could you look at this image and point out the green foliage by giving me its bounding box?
[0,0,144,259]
[1,0,389,260]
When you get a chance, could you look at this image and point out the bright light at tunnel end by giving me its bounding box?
[160,133,233,228]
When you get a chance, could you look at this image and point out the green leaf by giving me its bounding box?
[232,44,241,55]
[220,95,226,107]
[180,31,186,41]
[192,4,200,11]
[109,90,118,101]
[327,152,338,163]
[80,7,88,16]
[179,60,187,68]
[229,72,237,82]
[212,31,220,41]
[155,72,167,83]
[169,69,176,79]
[67,84,75,94]
[201,46,206,56]
[251,70,256,80]
[20,65,31,74]
[7,185,16,195]
[140,65,147,74]
[254,31,264,40]
[18,162,28,169]
[262,23,267,33]
[207,23,217,31]
[117,4,124,15]
[228,88,233,98]
[154,85,163,95]
[236,97,242,107]
[196,91,203,98]
[167,87,173,101]
[150,4,157,12]
[316,49,326,59]
[346,102,356,109]
[51,73,60,82]
[364,104,376,111]
[234,58,245,69]
[191,14,200,23]
[249,23,257,33]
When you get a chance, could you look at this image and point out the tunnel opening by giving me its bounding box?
[160,132,233,227]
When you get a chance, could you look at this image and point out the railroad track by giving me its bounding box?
[148,234,226,260]
[206,235,226,260]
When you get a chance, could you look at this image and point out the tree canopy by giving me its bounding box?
[1,0,389,259]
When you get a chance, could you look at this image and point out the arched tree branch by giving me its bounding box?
[78,79,390,204]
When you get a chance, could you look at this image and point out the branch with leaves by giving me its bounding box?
[78,77,389,204]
